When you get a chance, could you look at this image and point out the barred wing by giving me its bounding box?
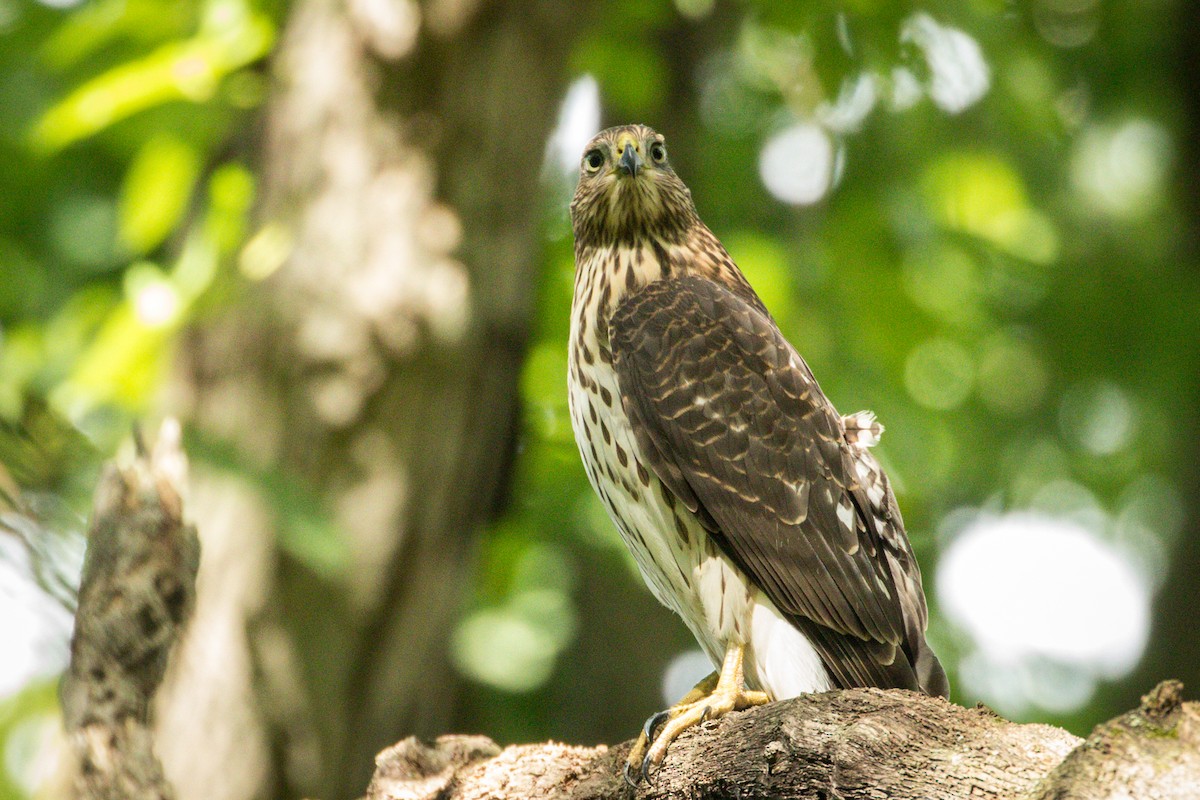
[610,275,947,695]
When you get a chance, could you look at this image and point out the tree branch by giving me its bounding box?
[61,421,200,800]
[1029,680,1200,800]
[51,417,1199,800]
[366,682,1199,800]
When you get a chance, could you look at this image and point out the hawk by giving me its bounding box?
[567,125,948,780]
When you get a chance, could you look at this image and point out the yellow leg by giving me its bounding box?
[624,644,770,784]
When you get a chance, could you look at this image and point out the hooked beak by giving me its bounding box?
[618,143,643,178]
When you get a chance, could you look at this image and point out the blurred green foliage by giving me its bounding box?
[0,0,280,794]
[1,0,1199,795]
[0,0,271,441]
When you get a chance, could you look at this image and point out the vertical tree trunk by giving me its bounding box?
[1108,0,1200,716]
[1088,0,1200,726]
[156,2,587,799]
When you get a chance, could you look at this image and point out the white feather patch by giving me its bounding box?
[746,597,833,698]
[843,410,883,449]
[836,498,856,532]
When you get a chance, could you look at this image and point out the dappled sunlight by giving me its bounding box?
[3,706,65,798]
[452,541,577,694]
[128,264,183,328]
[923,152,1059,265]
[118,135,201,255]
[2,0,1197,784]
[32,0,274,151]
[818,73,877,134]
[758,122,837,205]
[740,12,991,208]
[0,535,72,698]
[899,13,990,115]
[238,222,292,281]
[346,0,419,60]
[546,76,601,177]
[1072,119,1172,220]
[938,511,1151,714]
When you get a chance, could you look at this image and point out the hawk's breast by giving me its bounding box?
[568,244,722,632]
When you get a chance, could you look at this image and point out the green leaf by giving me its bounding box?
[31,12,274,151]
[118,135,201,253]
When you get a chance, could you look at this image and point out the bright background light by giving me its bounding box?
[0,533,74,699]
[546,76,601,176]
[759,123,836,206]
[938,511,1151,714]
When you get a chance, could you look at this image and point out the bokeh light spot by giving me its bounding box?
[924,152,1059,264]
[1033,0,1100,49]
[819,73,878,134]
[904,338,974,410]
[452,607,559,693]
[939,511,1150,687]
[1072,119,1171,220]
[759,123,835,206]
[547,75,601,176]
[900,13,990,114]
[662,649,712,706]
[976,332,1048,415]
[1059,380,1135,456]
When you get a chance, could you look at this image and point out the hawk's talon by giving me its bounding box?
[621,746,654,788]
[622,760,639,789]
[640,751,654,782]
[642,710,670,741]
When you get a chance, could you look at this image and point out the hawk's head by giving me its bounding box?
[570,124,699,249]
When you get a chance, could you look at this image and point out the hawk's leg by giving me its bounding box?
[624,644,769,783]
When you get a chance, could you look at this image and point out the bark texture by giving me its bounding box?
[1028,680,1200,800]
[366,683,1199,800]
[62,421,199,800]
[157,2,590,799]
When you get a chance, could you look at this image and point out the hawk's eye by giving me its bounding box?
[649,142,666,163]
[584,149,604,172]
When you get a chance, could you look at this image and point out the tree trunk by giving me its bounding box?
[1104,0,1200,723]
[156,3,587,799]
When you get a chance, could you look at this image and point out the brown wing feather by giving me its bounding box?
[611,275,947,696]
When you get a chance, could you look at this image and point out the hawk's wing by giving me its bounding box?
[610,275,946,695]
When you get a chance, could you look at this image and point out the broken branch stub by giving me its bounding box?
[62,420,199,800]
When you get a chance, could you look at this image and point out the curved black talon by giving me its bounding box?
[642,709,670,742]
[640,750,655,783]
[699,705,712,724]
[622,760,640,789]
[625,710,671,788]
[621,752,656,788]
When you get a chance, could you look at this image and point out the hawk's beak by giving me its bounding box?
[618,143,643,178]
